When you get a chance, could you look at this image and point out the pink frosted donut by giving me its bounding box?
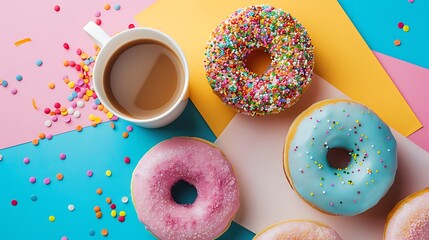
[254,220,342,240]
[384,188,429,240]
[131,137,240,240]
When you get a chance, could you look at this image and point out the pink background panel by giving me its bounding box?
[374,52,429,153]
[0,0,155,149]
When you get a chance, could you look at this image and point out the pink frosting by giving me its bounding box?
[385,189,429,240]
[254,220,342,240]
[131,137,240,240]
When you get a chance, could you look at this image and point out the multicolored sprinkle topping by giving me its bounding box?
[204,5,314,116]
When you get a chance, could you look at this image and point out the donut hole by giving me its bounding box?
[327,148,351,169]
[244,47,272,75]
[171,180,198,205]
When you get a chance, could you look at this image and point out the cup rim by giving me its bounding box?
[92,27,190,124]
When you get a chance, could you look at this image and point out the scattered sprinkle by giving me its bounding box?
[32,99,39,110]
[23,157,30,164]
[104,4,111,10]
[94,206,101,212]
[114,4,121,10]
[119,211,126,217]
[29,177,37,183]
[96,188,103,195]
[15,75,23,81]
[128,24,135,29]
[105,170,112,177]
[87,170,93,177]
[101,229,109,236]
[111,210,117,217]
[68,204,75,211]
[1,80,8,87]
[56,173,64,181]
[11,88,18,95]
[122,132,129,138]
[54,5,60,12]
[110,203,116,209]
[94,10,101,17]
[63,43,69,50]
[61,236,68,240]
[14,38,32,46]
[36,59,43,67]
[124,156,130,164]
[106,197,112,204]
[394,39,401,46]
[11,199,18,206]
[45,120,53,128]
[64,116,71,123]
[121,196,129,203]
[118,215,125,222]
[32,139,39,146]
[403,25,410,32]
[96,211,103,219]
[95,19,102,25]
[126,125,133,132]
[38,133,45,139]
[77,101,84,108]
[76,125,83,132]
[59,153,66,160]
[89,229,95,236]
[43,178,51,185]
[48,215,56,222]
[408,0,414,3]
[30,195,38,201]
[397,22,404,29]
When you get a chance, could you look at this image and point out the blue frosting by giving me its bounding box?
[285,100,397,216]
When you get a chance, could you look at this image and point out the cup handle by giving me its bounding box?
[83,21,111,48]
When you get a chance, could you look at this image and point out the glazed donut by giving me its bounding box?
[283,99,397,215]
[131,137,239,240]
[384,188,429,240]
[254,220,342,240]
[204,5,314,116]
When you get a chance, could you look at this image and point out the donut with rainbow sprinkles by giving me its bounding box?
[204,5,314,116]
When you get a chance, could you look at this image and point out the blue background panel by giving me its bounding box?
[339,0,429,69]
[0,102,254,240]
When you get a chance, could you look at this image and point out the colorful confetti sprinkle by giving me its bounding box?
[14,38,32,46]
[32,99,39,110]
[101,228,109,236]
[35,59,43,66]
[394,39,401,46]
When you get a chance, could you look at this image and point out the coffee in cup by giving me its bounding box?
[84,21,189,128]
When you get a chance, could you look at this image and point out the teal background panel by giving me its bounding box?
[338,0,429,69]
[0,101,255,240]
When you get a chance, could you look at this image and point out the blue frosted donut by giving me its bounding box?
[283,99,397,216]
